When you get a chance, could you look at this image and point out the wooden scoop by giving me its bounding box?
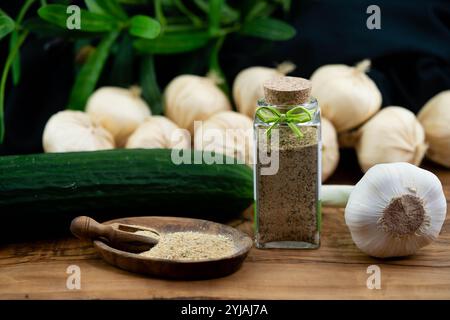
[70,216,159,253]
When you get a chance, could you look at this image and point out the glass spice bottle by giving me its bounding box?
[254,76,321,249]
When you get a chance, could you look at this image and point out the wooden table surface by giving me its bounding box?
[1,159,449,300]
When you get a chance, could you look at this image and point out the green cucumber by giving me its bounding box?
[0,149,253,240]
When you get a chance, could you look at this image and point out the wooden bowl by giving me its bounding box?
[93,216,253,280]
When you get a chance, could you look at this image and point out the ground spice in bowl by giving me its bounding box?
[136,230,236,261]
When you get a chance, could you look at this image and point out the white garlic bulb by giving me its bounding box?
[311,59,382,132]
[194,111,253,164]
[43,110,115,153]
[345,162,447,258]
[86,86,151,147]
[233,62,296,117]
[126,116,190,149]
[418,90,450,168]
[165,75,231,134]
[321,118,339,182]
[356,106,427,172]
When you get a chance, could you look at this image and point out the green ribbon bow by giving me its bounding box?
[255,106,315,139]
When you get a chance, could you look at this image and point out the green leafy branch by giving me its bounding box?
[0,0,296,144]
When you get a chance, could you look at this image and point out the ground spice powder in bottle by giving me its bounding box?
[254,76,321,249]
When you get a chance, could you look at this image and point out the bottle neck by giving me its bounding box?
[257,98,318,114]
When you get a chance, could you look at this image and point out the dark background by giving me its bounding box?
[1,0,449,156]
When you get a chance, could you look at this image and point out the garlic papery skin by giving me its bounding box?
[418,90,450,168]
[356,106,428,172]
[86,86,151,147]
[194,111,253,164]
[321,117,339,182]
[165,75,232,135]
[126,116,190,149]
[233,62,296,117]
[310,59,382,132]
[344,162,447,258]
[43,110,115,153]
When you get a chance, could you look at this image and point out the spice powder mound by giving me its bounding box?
[256,125,319,245]
[137,231,235,261]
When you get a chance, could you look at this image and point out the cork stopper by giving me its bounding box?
[263,76,311,105]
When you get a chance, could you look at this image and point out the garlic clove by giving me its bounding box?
[418,90,450,168]
[165,75,232,134]
[194,111,253,164]
[43,110,115,153]
[355,106,427,172]
[345,162,447,258]
[233,62,295,117]
[310,60,382,132]
[126,116,190,149]
[321,117,339,181]
[86,86,151,147]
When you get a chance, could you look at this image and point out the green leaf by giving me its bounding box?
[1,32,28,143]
[110,34,134,87]
[9,0,36,86]
[129,15,161,39]
[85,0,128,21]
[208,0,222,36]
[241,17,296,41]
[154,0,167,27]
[84,0,104,14]
[22,17,97,38]
[134,30,210,54]
[38,4,119,32]
[140,55,163,115]
[193,0,239,24]
[118,0,147,4]
[9,32,21,85]
[163,23,203,32]
[245,1,276,21]
[0,12,15,40]
[277,0,292,12]
[68,31,120,110]
[173,0,202,27]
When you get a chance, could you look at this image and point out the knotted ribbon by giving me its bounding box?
[255,106,315,139]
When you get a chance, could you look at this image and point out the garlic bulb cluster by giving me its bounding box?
[165,75,231,134]
[355,106,427,172]
[233,62,296,117]
[43,110,114,153]
[345,162,447,258]
[194,111,253,164]
[418,90,450,168]
[126,116,190,149]
[86,86,151,147]
[321,118,339,181]
[311,59,382,132]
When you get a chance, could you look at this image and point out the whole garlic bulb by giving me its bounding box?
[233,62,296,117]
[194,111,253,164]
[345,162,447,258]
[126,116,190,149]
[43,110,114,153]
[418,90,450,168]
[86,86,151,147]
[356,106,427,172]
[311,59,382,132]
[165,75,231,134]
[321,118,339,182]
